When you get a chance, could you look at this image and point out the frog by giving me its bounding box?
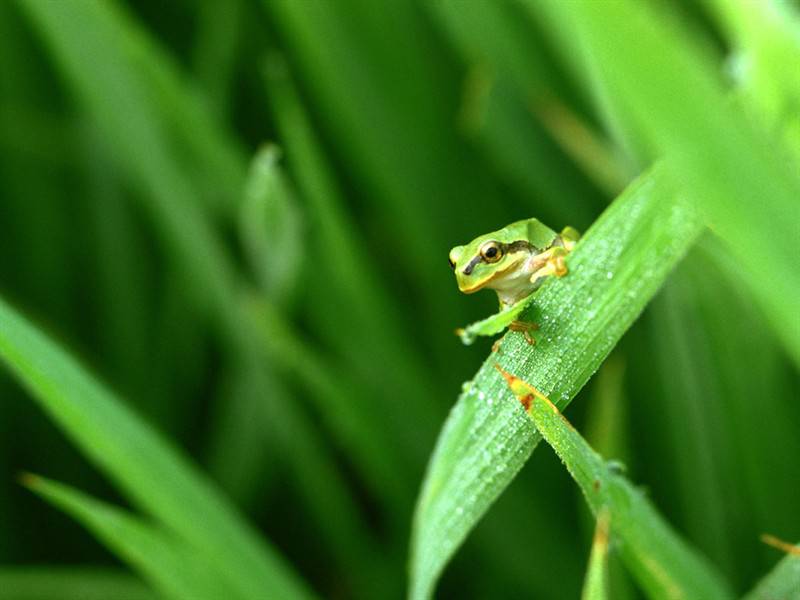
[449,218,580,345]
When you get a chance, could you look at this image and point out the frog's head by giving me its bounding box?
[449,219,551,294]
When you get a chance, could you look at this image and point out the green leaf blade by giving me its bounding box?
[0,567,156,600]
[519,387,733,600]
[744,547,800,600]
[410,166,703,599]
[549,0,800,366]
[0,296,313,600]
[23,475,244,600]
[582,512,611,600]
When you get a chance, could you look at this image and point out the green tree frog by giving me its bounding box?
[449,218,580,344]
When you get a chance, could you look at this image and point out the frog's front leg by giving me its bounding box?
[530,246,569,281]
[509,320,539,345]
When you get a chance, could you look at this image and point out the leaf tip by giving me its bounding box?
[494,364,537,412]
[594,508,611,551]
[761,533,800,556]
[18,471,41,489]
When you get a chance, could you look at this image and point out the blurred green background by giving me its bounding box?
[1,1,798,598]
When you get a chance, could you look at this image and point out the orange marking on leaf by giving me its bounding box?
[495,364,549,413]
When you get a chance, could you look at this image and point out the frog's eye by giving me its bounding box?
[480,241,503,263]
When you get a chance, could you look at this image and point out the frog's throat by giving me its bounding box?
[459,259,524,294]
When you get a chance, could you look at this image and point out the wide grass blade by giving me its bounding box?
[499,369,733,600]
[544,0,800,366]
[744,543,800,600]
[23,475,244,600]
[0,296,312,600]
[0,567,155,600]
[410,166,703,599]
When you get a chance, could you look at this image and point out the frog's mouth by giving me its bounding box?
[459,258,523,293]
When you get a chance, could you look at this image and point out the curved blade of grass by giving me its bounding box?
[744,544,800,600]
[0,296,312,600]
[704,0,800,157]
[547,0,800,366]
[18,0,362,542]
[0,567,156,600]
[261,55,442,453]
[23,475,244,600]
[261,0,502,344]
[16,0,239,316]
[17,0,245,219]
[410,165,704,599]
[499,369,733,600]
[461,74,600,226]
[582,510,611,600]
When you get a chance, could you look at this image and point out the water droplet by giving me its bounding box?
[478,391,486,402]
[456,506,464,516]
[606,271,614,279]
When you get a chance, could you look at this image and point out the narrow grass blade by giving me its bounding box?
[584,361,636,600]
[582,510,610,600]
[648,283,736,574]
[0,296,313,600]
[744,541,800,600]
[261,55,441,438]
[410,166,703,599]
[23,475,244,600]
[81,125,153,410]
[461,76,600,227]
[499,369,733,600]
[261,0,501,345]
[191,0,244,118]
[245,296,409,520]
[17,0,240,316]
[17,0,322,525]
[549,0,800,366]
[0,567,156,600]
[426,0,626,203]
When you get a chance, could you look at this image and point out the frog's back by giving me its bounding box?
[503,218,558,250]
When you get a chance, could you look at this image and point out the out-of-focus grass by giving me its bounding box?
[0,0,797,599]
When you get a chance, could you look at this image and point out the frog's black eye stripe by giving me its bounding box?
[448,257,456,269]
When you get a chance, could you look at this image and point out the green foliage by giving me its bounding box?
[581,512,610,600]
[24,475,245,600]
[410,166,703,598]
[744,546,800,600]
[0,567,155,600]
[0,297,310,600]
[502,370,732,599]
[1,0,798,599]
